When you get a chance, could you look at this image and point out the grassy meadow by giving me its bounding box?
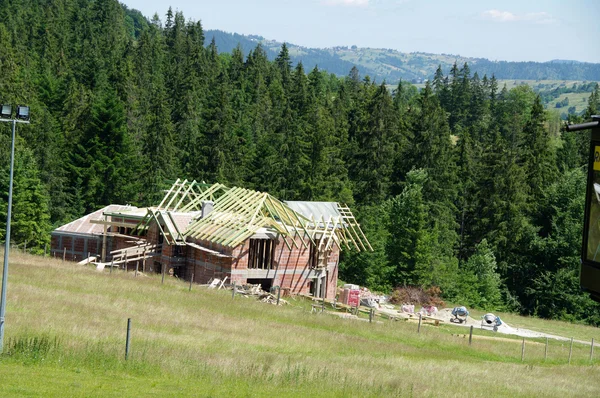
[0,251,599,397]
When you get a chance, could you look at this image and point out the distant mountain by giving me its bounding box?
[548,59,586,64]
[206,29,600,84]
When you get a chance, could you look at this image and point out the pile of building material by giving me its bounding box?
[225,282,288,305]
[338,284,361,307]
[258,292,288,305]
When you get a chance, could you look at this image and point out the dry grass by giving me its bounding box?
[1,251,599,397]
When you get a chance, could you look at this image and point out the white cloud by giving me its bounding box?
[481,9,555,24]
[322,0,370,7]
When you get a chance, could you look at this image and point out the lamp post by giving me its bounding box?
[0,104,30,352]
[566,115,600,302]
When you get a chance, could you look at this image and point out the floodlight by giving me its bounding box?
[0,104,12,119]
[15,105,29,121]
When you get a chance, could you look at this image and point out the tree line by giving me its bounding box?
[1,0,599,324]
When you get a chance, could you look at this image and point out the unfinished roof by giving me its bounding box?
[285,201,341,221]
[184,186,314,250]
[181,183,372,252]
[145,210,199,245]
[53,205,138,236]
[155,179,228,212]
[91,180,373,253]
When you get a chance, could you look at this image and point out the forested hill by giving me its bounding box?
[1,0,600,325]
[206,29,600,83]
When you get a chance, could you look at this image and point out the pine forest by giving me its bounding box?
[1,0,600,325]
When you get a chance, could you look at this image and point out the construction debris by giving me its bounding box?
[205,281,288,305]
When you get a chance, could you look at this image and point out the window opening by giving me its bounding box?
[248,239,275,269]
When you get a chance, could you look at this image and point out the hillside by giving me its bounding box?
[2,0,600,333]
[206,29,600,83]
[0,253,599,397]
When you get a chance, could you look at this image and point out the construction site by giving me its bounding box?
[51,179,372,299]
[50,178,594,347]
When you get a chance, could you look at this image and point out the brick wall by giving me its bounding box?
[50,233,102,262]
[224,235,341,299]
[184,238,235,284]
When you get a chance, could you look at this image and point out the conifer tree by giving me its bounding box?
[350,82,396,204]
[0,137,52,251]
[72,87,137,212]
[522,95,558,220]
[275,43,292,90]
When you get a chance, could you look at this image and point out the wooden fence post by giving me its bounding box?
[568,337,573,364]
[521,338,525,362]
[591,338,595,362]
[276,286,281,306]
[469,325,473,346]
[125,318,132,360]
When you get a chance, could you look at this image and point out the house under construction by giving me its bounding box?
[50,180,372,299]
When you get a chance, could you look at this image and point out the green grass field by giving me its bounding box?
[0,251,599,397]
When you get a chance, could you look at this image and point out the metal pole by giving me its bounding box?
[369,308,373,323]
[521,338,525,361]
[417,313,422,333]
[0,120,16,352]
[545,337,548,361]
[276,286,281,306]
[125,318,131,360]
[161,264,165,284]
[232,284,236,299]
[189,273,194,291]
[591,338,594,362]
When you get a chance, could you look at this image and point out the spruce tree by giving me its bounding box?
[0,137,51,251]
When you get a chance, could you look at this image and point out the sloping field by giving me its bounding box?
[0,251,599,397]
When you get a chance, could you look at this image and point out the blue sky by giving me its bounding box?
[122,0,600,63]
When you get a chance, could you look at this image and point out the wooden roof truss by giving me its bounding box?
[97,179,372,253]
[182,186,372,252]
[184,186,316,250]
[156,178,227,212]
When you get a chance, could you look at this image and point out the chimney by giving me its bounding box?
[201,201,214,218]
